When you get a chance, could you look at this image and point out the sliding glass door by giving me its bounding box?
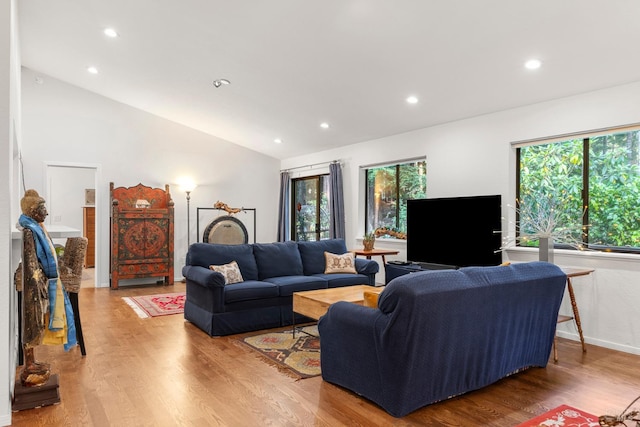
[292,175,329,241]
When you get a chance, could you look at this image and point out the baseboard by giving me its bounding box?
[556,330,640,355]
[0,413,11,426]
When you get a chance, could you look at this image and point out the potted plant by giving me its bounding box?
[363,232,375,251]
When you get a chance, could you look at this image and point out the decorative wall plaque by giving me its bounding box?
[85,188,95,205]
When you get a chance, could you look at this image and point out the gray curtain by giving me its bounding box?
[276,171,290,242]
[329,162,345,239]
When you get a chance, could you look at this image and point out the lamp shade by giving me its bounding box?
[178,179,197,193]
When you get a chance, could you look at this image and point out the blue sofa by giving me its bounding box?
[318,262,567,417]
[182,239,379,336]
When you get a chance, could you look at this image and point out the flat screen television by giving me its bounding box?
[406,194,502,268]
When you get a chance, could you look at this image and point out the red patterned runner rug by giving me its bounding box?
[242,326,320,379]
[517,404,598,427]
[122,292,185,318]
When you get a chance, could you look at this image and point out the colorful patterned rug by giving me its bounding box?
[242,326,320,379]
[517,404,598,427]
[122,292,185,318]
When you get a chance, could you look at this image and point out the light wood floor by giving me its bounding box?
[9,280,640,426]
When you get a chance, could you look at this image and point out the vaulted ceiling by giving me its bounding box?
[18,1,640,159]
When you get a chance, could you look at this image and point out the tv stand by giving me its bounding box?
[385,262,457,284]
[413,261,458,270]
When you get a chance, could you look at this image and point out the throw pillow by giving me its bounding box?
[209,261,244,284]
[324,251,357,274]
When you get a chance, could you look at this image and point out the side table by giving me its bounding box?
[554,267,595,362]
[351,248,399,265]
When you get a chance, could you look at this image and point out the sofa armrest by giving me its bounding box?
[355,258,379,275]
[319,301,384,332]
[182,265,226,313]
[318,302,388,401]
[182,265,226,288]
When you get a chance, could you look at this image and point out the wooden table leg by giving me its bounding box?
[567,277,587,353]
[292,308,296,338]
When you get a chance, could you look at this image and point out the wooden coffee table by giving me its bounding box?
[292,285,384,336]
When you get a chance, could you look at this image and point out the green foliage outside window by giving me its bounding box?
[366,160,426,236]
[518,129,640,250]
[519,140,584,246]
[589,132,640,247]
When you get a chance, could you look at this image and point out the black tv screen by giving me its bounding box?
[406,195,502,268]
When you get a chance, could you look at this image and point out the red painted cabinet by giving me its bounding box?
[110,183,174,289]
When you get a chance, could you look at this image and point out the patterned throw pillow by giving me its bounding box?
[209,261,244,284]
[324,251,357,274]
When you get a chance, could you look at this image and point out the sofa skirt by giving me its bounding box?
[184,301,281,336]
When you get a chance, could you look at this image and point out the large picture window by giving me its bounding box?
[291,174,329,241]
[517,126,640,252]
[365,160,426,236]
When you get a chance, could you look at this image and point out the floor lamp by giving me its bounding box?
[181,183,196,247]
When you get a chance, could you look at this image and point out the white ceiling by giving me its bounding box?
[18,1,640,160]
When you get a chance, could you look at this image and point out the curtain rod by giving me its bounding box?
[359,156,426,169]
[511,122,640,148]
[280,160,340,173]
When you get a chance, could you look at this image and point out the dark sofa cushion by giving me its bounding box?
[253,241,303,280]
[312,273,371,288]
[224,280,279,304]
[298,239,348,275]
[264,276,328,296]
[187,243,259,281]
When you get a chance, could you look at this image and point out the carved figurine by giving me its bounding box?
[214,200,242,215]
[16,189,77,387]
[374,227,407,240]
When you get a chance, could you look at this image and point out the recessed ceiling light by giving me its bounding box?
[320,122,330,129]
[525,59,542,70]
[104,28,119,38]
[213,79,230,88]
[274,138,282,144]
[87,66,99,74]
[406,95,419,104]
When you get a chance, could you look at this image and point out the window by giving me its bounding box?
[365,160,426,236]
[517,127,640,252]
[291,174,329,241]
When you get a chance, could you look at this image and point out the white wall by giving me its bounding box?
[281,81,640,355]
[45,165,95,232]
[20,67,281,288]
[1,0,20,424]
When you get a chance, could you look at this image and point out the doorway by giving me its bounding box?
[45,162,100,287]
[291,174,330,241]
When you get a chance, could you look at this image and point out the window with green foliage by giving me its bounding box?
[365,160,426,236]
[517,127,640,252]
[291,175,329,241]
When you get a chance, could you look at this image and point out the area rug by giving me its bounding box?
[242,326,320,379]
[122,292,185,318]
[517,404,598,427]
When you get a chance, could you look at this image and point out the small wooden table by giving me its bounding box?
[554,267,595,362]
[351,248,399,265]
[292,285,385,336]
